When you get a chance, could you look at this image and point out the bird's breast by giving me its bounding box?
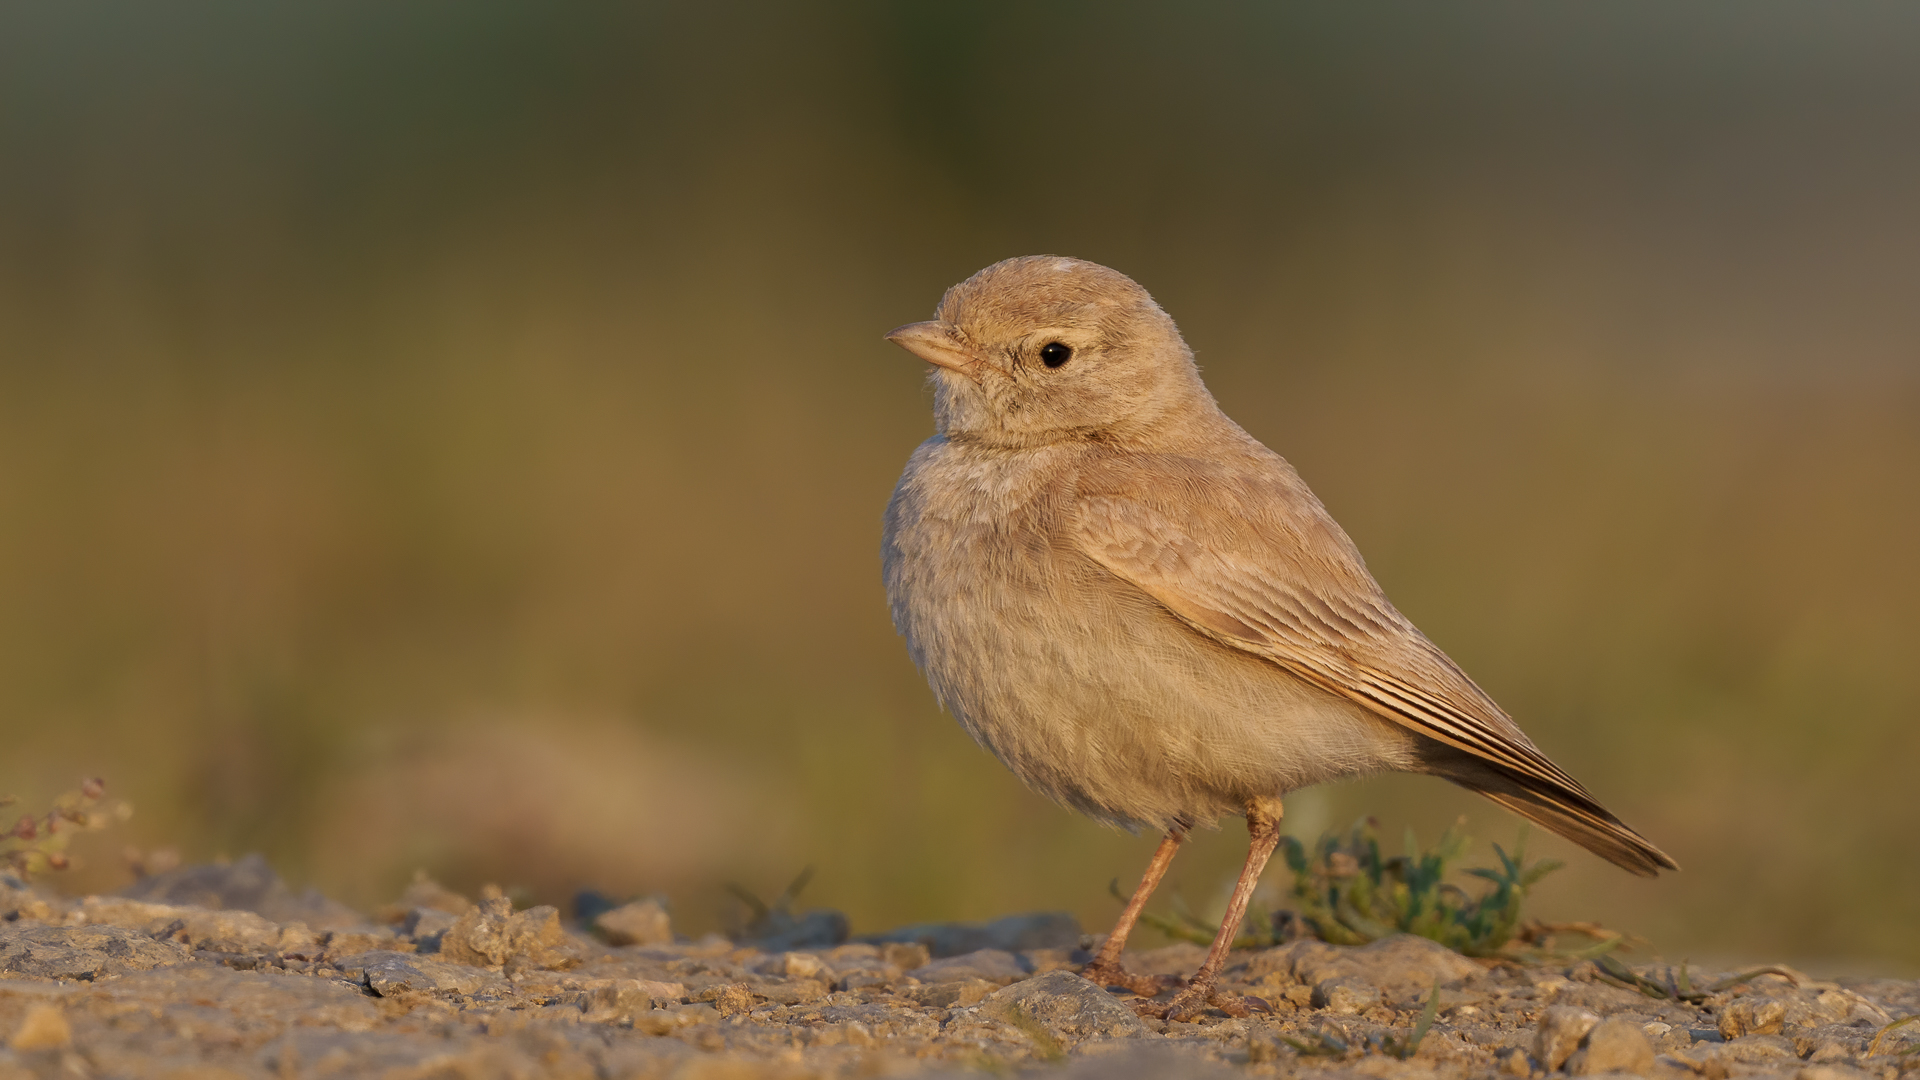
[882,438,1411,831]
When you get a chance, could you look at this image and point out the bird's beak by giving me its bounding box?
[885,321,988,376]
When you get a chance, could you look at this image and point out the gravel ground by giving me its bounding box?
[0,861,1914,1079]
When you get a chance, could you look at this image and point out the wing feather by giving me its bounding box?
[1075,476,1581,792]
[1072,452,1677,875]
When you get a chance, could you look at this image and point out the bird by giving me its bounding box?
[880,255,1676,1020]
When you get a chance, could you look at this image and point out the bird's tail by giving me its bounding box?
[1422,746,1679,877]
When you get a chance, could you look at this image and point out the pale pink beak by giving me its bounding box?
[885,321,987,376]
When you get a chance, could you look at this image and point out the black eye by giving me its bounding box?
[1040,341,1072,368]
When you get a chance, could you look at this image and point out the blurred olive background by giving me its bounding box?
[2,2,1916,972]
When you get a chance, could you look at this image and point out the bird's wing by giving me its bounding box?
[1072,455,1591,799]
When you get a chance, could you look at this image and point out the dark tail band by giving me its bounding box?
[1421,744,1679,877]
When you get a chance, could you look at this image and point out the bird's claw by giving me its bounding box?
[1079,960,1169,998]
[1139,984,1272,1022]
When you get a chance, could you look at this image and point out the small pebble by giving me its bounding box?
[1536,1004,1601,1071]
[1569,1017,1656,1076]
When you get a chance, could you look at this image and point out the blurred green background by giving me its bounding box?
[2,2,1916,972]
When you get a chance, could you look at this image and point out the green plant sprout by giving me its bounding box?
[1282,818,1577,957]
[1593,954,1798,1003]
[721,864,851,948]
[724,864,816,931]
[1120,817,1622,960]
[1868,1015,1919,1059]
[1,777,130,880]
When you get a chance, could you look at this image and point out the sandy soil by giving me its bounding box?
[0,859,1913,1079]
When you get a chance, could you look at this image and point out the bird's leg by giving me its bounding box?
[1080,829,1185,996]
[1151,797,1282,1021]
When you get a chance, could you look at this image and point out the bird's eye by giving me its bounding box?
[1040,341,1072,368]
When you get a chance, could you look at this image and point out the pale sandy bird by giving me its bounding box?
[881,256,1676,1020]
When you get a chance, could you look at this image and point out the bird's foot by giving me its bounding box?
[1079,960,1170,998]
[1139,981,1272,1022]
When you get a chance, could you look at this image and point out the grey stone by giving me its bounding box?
[578,982,654,1022]
[0,924,192,979]
[177,908,285,953]
[1312,979,1383,1014]
[774,951,826,980]
[882,941,931,970]
[743,976,830,1005]
[252,1026,558,1079]
[1797,1067,1877,1080]
[76,895,316,959]
[1812,988,1894,1027]
[400,907,459,952]
[1249,934,1485,1010]
[1648,1024,1695,1054]
[120,854,362,930]
[1794,1024,1874,1063]
[377,872,473,924]
[983,969,1153,1044]
[740,909,850,952]
[77,896,202,932]
[437,898,584,972]
[816,1003,897,1026]
[337,950,501,997]
[1568,1017,1656,1076]
[1536,1005,1602,1071]
[1019,948,1085,975]
[859,911,1083,958]
[905,978,997,1008]
[1719,1033,1799,1063]
[318,927,406,962]
[693,982,756,1017]
[1719,996,1787,1038]
[594,898,673,947]
[1049,1044,1238,1078]
[907,948,1030,985]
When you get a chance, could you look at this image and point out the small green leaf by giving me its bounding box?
[1867,1015,1919,1058]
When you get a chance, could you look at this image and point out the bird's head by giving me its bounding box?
[886,256,1217,448]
